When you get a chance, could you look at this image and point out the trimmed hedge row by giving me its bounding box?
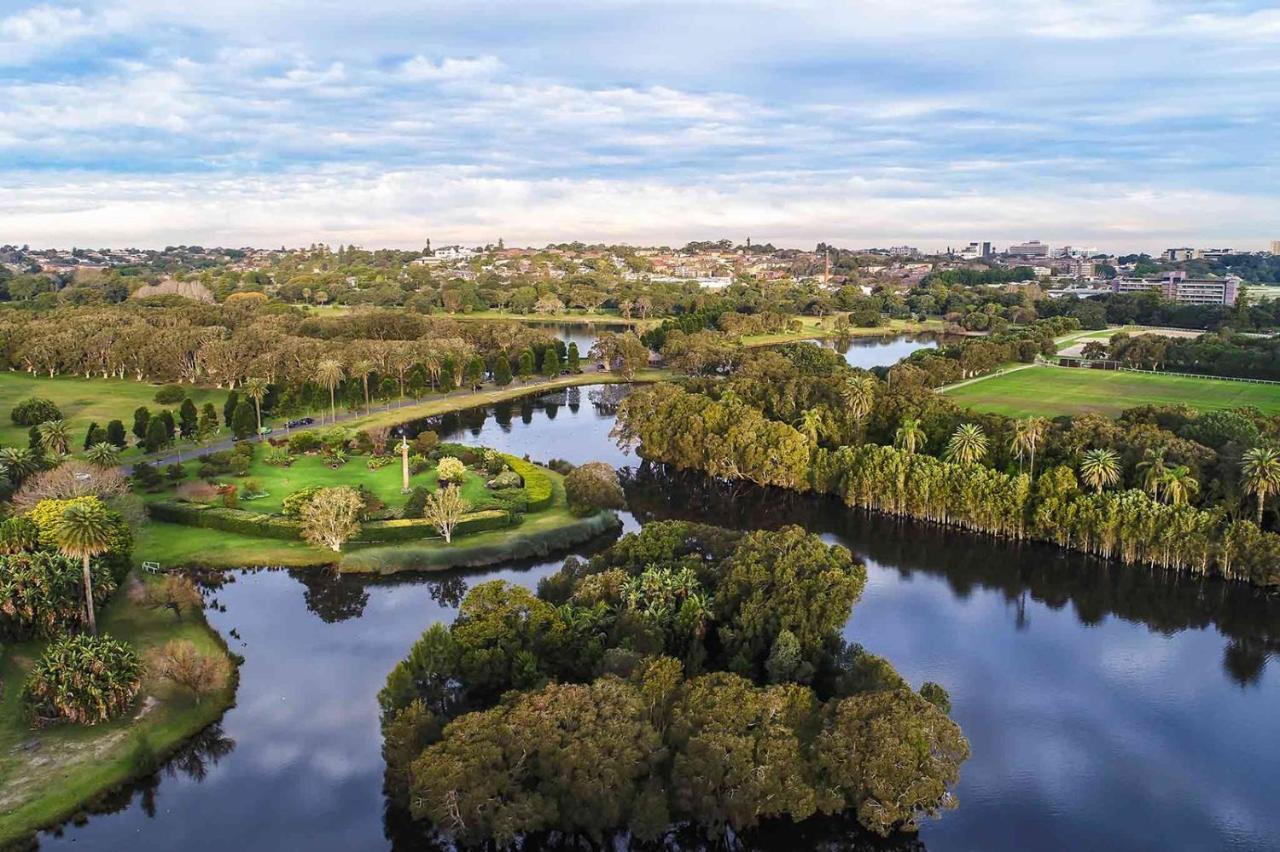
[148,501,514,544]
[503,455,553,511]
[146,501,302,540]
[353,510,512,544]
[339,511,622,574]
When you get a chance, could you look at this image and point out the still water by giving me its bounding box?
[36,387,1280,851]
[804,334,940,370]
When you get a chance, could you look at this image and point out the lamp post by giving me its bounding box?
[398,428,411,493]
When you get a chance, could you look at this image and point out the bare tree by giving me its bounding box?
[149,640,230,704]
[299,486,363,551]
[423,486,468,544]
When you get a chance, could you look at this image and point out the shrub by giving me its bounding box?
[367,455,394,470]
[24,633,144,725]
[243,478,265,498]
[409,454,431,475]
[321,427,351,452]
[354,509,511,544]
[282,486,323,517]
[436,457,467,485]
[153,385,186,404]
[289,430,322,453]
[0,551,116,640]
[147,501,303,540]
[132,461,164,491]
[546,458,576,475]
[264,446,294,467]
[26,496,133,581]
[403,486,429,519]
[0,516,40,554]
[438,443,481,465]
[148,640,229,704]
[564,462,626,516]
[327,448,349,468]
[166,463,186,481]
[487,470,522,490]
[219,484,239,509]
[483,450,506,475]
[175,481,219,504]
[11,397,62,426]
[413,430,439,455]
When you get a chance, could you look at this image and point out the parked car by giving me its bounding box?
[285,417,315,428]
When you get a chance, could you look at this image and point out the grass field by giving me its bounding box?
[0,574,235,846]
[943,365,1280,418]
[0,372,228,451]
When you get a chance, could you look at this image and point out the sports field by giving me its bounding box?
[943,365,1280,418]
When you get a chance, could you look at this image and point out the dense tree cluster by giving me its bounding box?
[616,376,1280,587]
[379,522,967,845]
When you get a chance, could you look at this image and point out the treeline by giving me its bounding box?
[891,317,1078,386]
[379,522,967,845]
[615,382,1280,587]
[1102,331,1280,381]
[923,266,1038,287]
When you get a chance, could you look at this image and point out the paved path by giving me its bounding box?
[127,370,616,472]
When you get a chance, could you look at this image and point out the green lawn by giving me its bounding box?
[0,574,236,846]
[0,372,228,454]
[943,365,1280,418]
[159,453,491,515]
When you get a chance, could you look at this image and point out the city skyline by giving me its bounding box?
[2,1,1279,251]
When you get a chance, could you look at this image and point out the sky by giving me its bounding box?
[1,0,1278,253]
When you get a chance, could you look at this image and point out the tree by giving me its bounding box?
[105,419,127,449]
[231,399,257,440]
[1081,340,1108,360]
[1136,447,1168,501]
[894,417,925,455]
[85,442,120,468]
[198,402,219,441]
[464,356,485,390]
[1010,417,1047,476]
[22,633,143,725]
[944,423,987,466]
[53,499,114,634]
[350,360,373,415]
[243,377,269,434]
[541,346,561,379]
[149,640,228,704]
[144,414,169,453]
[563,461,626,515]
[794,407,830,444]
[517,349,535,382]
[1161,465,1199,506]
[37,419,71,455]
[299,486,363,551]
[160,409,176,440]
[222,390,240,427]
[567,341,581,372]
[839,375,877,437]
[492,355,512,387]
[82,421,101,451]
[178,398,199,438]
[423,485,468,544]
[1241,446,1280,524]
[1079,448,1121,493]
[315,358,345,424]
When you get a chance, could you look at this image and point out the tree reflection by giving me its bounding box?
[624,462,1280,686]
[291,567,370,623]
[427,576,468,609]
[165,723,237,783]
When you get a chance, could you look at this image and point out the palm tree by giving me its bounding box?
[1080,448,1121,493]
[1241,446,1280,525]
[243,377,269,436]
[1010,417,1048,476]
[794,407,829,444]
[315,358,344,424]
[944,423,988,466]
[350,359,373,415]
[839,375,877,438]
[894,417,925,455]
[1136,448,1168,501]
[85,442,120,468]
[37,419,71,455]
[55,500,114,635]
[0,447,38,482]
[1160,465,1199,506]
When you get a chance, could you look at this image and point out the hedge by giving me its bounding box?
[504,455,553,511]
[148,501,513,544]
[339,511,622,574]
[353,509,512,543]
[146,501,303,540]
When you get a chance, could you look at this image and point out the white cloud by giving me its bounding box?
[399,54,503,82]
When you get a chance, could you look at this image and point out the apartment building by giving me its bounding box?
[1006,240,1050,258]
[1110,271,1240,306]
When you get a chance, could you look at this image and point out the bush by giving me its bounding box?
[26,496,133,582]
[436,457,467,485]
[367,455,394,470]
[564,462,626,516]
[11,397,62,426]
[24,633,144,725]
[487,470,522,490]
[353,509,512,544]
[175,480,219,504]
[438,443,481,465]
[153,385,186,404]
[148,640,229,704]
[0,551,116,640]
[413,430,439,455]
[166,463,186,481]
[133,460,164,491]
[289,430,322,453]
[264,446,294,467]
[281,486,323,517]
[409,454,431,475]
[403,486,429,519]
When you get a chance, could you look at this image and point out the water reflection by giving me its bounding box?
[804,333,942,370]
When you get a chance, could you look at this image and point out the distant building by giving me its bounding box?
[1163,247,1195,262]
[1270,240,1280,256]
[1196,248,1234,260]
[1007,240,1050,258]
[887,245,918,257]
[958,241,992,260]
[1110,271,1239,306]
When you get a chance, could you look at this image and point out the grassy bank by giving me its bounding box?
[943,364,1280,417]
[0,574,237,847]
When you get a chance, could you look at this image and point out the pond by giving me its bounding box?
[802,333,942,370]
[34,386,1280,851]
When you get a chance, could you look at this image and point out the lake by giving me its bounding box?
[34,386,1280,851]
